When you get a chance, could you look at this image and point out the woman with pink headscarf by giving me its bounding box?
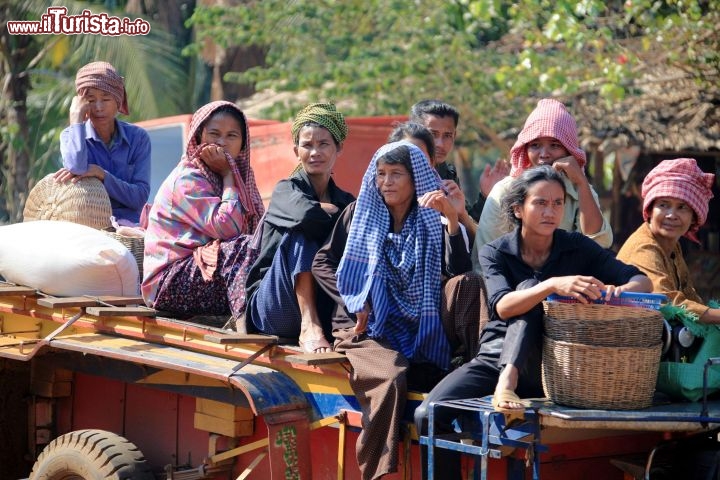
[54,61,151,224]
[617,158,719,323]
[142,101,264,323]
[475,99,612,252]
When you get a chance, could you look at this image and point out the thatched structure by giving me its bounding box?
[573,66,720,153]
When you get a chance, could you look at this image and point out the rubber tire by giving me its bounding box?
[30,429,154,480]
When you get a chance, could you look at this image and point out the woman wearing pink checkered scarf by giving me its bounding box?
[617,158,719,323]
[474,99,612,259]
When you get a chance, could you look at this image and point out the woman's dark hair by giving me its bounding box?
[294,121,341,148]
[387,122,435,163]
[377,145,414,183]
[501,165,566,228]
[195,105,247,150]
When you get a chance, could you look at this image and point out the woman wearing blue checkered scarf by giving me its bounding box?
[331,141,473,480]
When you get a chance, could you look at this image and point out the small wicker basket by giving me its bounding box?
[103,231,144,282]
[23,174,112,230]
[541,299,664,410]
[544,302,664,348]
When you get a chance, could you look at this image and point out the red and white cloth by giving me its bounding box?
[642,157,715,242]
[75,61,129,115]
[509,98,586,177]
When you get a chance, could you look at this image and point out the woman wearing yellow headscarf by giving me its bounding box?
[245,103,355,352]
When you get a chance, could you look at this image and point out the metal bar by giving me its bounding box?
[236,452,267,480]
[211,438,268,464]
[337,413,347,480]
[44,310,84,342]
[427,402,436,480]
[230,343,274,374]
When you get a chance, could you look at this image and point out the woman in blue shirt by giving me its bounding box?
[54,61,150,224]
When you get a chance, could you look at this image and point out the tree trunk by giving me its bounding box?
[0,18,34,223]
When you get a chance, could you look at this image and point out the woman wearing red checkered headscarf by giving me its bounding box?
[617,158,719,323]
[54,61,151,224]
[142,101,264,324]
[474,99,612,256]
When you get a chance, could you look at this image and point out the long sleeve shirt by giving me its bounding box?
[141,161,251,304]
[617,222,708,319]
[245,169,355,301]
[477,228,643,359]
[60,119,150,223]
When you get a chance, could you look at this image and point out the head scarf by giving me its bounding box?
[185,101,264,232]
[642,158,715,243]
[509,98,585,177]
[291,103,348,144]
[75,61,129,115]
[337,141,451,369]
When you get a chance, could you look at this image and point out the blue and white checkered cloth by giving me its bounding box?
[338,141,451,369]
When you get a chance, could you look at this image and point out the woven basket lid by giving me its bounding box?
[23,173,112,230]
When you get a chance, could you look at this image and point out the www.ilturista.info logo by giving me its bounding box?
[7,7,151,36]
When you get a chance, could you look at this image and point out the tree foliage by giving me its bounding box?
[0,0,188,222]
[188,0,718,145]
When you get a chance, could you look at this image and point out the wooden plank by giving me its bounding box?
[37,296,145,308]
[0,285,36,296]
[0,337,40,347]
[203,333,277,345]
[85,306,156,317]
[284,352,348,366]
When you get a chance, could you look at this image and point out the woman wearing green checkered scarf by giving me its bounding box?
[244,103,356,353]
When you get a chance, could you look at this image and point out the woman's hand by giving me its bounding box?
[551,275,606,304]
[320,203,339,215]
[53,165,105,183]
[419,189,459,234]
[354,302,371,335]
[551,155,586,186]
[69,95,90,124]
[199,145,232,177]
[440,180,466,217]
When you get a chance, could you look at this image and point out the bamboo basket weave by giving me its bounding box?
[23,174,112,230]
[103,231,144,282]
[541,301,664,410]
[542,337,661,410]
[544,302,663,348]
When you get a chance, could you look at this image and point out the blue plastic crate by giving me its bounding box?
[546,291,667,310]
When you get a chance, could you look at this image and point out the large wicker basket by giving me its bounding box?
[23,174,112,230]
[541,300,664,410]
[542,337,662,410]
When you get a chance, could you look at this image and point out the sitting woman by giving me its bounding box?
[314,141,471,479]
[617,158,719,323]
[415,165,651,479]
[54,61,151,224]
[385,121,483,359]
[475,98,612,253]
[245,103,355,353]
[142,101,264,321]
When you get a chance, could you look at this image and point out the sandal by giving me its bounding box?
[298,336,332,354]
[492,389,530,422]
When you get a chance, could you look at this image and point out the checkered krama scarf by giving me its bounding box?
[509,99,586,177]
[75,61,129,115]
[337,141,450,369]
[642,158,715,243]
[185,101,264,231]
[291,103,348,145]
